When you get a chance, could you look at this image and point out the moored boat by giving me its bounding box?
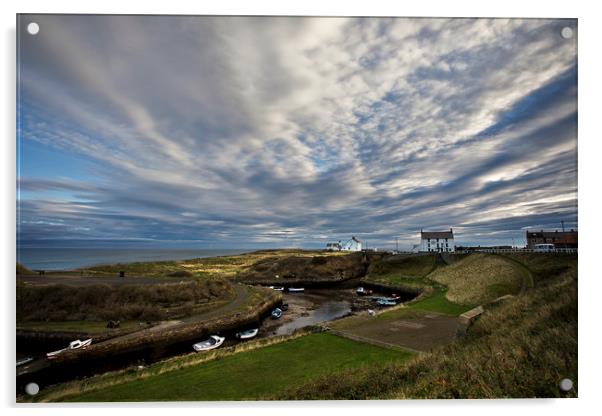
[47,338,93,360]
[356,287,373,296]
[193,335,225,352]
[271,308,282,319]
[269,286,285,291]
[376,298,397,306]
[235,328,259,340]
[287,287,304,292]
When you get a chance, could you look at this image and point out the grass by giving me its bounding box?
[275,257,578,399]
[405,286,474,316]
[51,333,413,402]
[74,249,347,279]
[428,253,526,305]
[16,320,142,333]
[16,279,235,323]
[17,262,33,275]
[364,254,437,288]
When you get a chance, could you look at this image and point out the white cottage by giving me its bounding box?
[342,236,362,252]
[420,229,455,252]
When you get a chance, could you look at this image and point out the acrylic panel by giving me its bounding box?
[16,14,578,402]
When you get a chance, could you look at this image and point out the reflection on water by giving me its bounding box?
[274,295,351,336]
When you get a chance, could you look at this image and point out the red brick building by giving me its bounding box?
[526,229,578,249]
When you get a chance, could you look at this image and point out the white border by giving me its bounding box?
[2,0,601,414]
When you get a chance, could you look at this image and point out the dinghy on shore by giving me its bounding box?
[288,287,304,292]
[269,286,284,291]
[193,335,225,352]
[47,338,92,360]
[271,308,282,319]
[235,328,259,340]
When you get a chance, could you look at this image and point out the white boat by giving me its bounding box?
[288,287,305,292]
[193,335,225,352]
[271,308,282,319]
[376,299,397,306]
[269,286,284,291]
[47,338,92,360]
[235,328,259,340]
[356,287,372,296]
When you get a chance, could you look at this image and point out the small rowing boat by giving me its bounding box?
[376,299,397,306]
[47,338,93,360]
[235,328,259,340]
[269,286,285,291]
[356,287,373,296]
[288,287,304,292]
[271,308,282,319]
[193,335,225,351]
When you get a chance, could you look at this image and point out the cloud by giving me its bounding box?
[17,16,577,249]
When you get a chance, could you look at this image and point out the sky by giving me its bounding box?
[17,15,577,250]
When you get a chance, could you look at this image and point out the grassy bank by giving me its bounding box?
[429,253,527,305]
[43,333,413,402]
[16,320,143,333]
[275,256,578,399]
[363,254,437,289]
[75,249,347,279]
[16,279,234,323]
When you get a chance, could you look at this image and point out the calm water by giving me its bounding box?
[17,248,251,271]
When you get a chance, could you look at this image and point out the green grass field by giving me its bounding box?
[405,287,473,316]
[57,333,413,402]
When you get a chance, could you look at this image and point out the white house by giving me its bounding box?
[327,236,362,251]
[342,236,362,251]
[420,228,455,252]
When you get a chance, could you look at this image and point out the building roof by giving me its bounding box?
[526,229,577,238]
[421,229,453,239]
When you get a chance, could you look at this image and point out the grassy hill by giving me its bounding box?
[363,254,438,289]
[428,253,529,305]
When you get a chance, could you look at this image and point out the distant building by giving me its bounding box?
[326,236,362,252]
[325,242,342,251]
[420,228,455,252]
[526,229,577,249]
[342,236,362,252]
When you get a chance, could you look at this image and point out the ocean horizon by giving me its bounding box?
[16,247,254,271]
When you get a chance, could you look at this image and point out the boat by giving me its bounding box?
[16,357,33,367]
[47,338,92,360]
[376,299,397,306]
[287,287,305,292]
[280,303,289,311]
[356,287,373,296]
[269,286,285,291]
[271,308,282,319]
[235,328,259,340]
[193,335,225,352]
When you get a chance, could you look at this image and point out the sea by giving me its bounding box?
[17,248,252,271]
